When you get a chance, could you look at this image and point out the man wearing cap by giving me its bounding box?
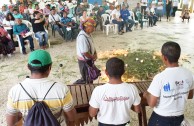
[6,50,76,126]
[74,18,97,84]
[49,7,64,39]
[13,18,34,54]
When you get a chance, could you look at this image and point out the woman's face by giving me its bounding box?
[8,15,12,19]
[83,11,87,17]
[63,12,67,17]
[85,25,95,34]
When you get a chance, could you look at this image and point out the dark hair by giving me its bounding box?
[106,57,125,79]
[13,9,18,12]
[161,41,181,63]
[6,13,15,21]
[33,11,40,17]
[28,60,52,74]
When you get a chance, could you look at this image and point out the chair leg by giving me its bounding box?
[106,26,109,35]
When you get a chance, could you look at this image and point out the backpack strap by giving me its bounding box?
[20,83,36,103]
[19,82,57,102]
[43,82,56,100]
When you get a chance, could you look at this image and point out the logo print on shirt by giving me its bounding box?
[163,82,170,92]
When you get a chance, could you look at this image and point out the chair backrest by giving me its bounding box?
[89,4,94,10]
[105,10,112,15]
[101,14,110,25]
[22,20,33,31]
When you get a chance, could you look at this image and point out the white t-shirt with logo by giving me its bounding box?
[147,67,194,116]
[89,83,141,125]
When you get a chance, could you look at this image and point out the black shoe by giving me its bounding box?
[22,51,27,55]
[31,49,34,52]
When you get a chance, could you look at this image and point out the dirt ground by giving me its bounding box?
[0,11,194,125]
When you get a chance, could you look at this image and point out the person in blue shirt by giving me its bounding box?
[60,11,77,41]
[12,9,23,19]
[120,5,135,32]
[13,18,34,54]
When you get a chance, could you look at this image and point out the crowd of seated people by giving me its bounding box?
[0,0,178,57]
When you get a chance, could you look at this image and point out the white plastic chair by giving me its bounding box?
[101,14,115,35]
[23,20,50,48]
[89,4,94,10]
[109,15,118,34]
[105,9,112,15]
[129,11,138,30]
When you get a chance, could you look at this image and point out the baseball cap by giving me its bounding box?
[28,50,52,67]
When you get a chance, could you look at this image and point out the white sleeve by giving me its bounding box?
[48,15,53,23]
[78,35,89,54]
[132,85,141,106]
[89,87,100,108]
[2,18,6,25]
[147,75,162,97]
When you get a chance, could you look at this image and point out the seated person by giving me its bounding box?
[111,5,125,35]
[0,27,15,57]
[59,11,78,40]
[89,57,141,126]
[13,18,34,54]
[102,1,109,11]
[80,10,88,23]
[182,9,190,22]
[146,5,158,26]
[97,6,105,31]
[120,5,135,32]
[90,9,98,28]
[31,11,48,49]
[2,13,15,42]
[48,7,64,38]
[76,3,84,18]
[12,9,23,19]
[82,0,89,10]
[133,3,141,20]
[93,2,99,12]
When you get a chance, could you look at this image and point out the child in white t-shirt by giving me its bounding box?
[89,57,141,126]
[144,41,194,126]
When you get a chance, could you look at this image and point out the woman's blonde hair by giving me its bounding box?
[116,5,120,9]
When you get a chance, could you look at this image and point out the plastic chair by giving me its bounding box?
[101,14,115,35]
[129,11,139,30]
[109,15,118,34]
[105,10,112,15]
[136,12,148,29]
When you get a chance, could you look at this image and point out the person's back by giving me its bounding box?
[144,41,194,126]
[89,57,141,126]
[6,50,76,126]
[149,67,193,116]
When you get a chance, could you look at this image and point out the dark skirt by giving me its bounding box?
[0,36,15,55]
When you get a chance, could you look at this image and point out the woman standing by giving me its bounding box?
[2,13,15,42]
[74,18,97,84]
[166,0,172,22]
[156,0,163,21]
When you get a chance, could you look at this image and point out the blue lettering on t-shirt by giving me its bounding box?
[163,82,170,92]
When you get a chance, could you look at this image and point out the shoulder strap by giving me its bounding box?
[51,14,57,22]
[19,82,57,102]
[79,34,92,53]
[43,82,56,100]
[78,34,92,61]
[20,83,36,102]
